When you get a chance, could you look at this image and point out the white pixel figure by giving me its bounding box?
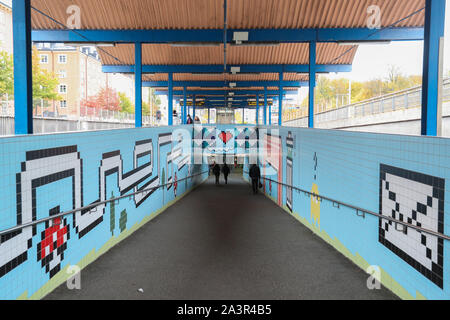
[380,164,444,288]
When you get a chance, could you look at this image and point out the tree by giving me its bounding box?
[96,87,120,111]
[118,92,134,113]
[81,86,120,112]
[0,51,14,98]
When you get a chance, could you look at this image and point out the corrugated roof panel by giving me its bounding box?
[99,42,355,66]
[143,73,308,81]
[31,0,425,30]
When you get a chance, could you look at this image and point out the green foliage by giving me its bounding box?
[0,51,14,98]
[311,66,422,110]
[118,92,134,113]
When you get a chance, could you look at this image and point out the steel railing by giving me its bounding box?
[285,78,450,126]
[244,171,450,241]
[0,170,209,237]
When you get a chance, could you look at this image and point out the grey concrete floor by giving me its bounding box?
[46,174,396,300]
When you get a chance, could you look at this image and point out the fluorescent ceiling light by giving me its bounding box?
[229,82,237,88]
[337,41,391,46]
[170,42,221,47]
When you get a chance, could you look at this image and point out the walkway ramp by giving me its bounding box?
[45,174,395,300]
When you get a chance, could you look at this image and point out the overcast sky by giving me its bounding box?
[295,1,450,101]
[329,0,450,82]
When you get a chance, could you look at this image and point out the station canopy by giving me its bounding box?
[30,0,426,100]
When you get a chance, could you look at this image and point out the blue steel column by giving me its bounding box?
[193,95,196,119]
[309,41,317,128]
[13,0,33,134]
[134,42,142,127]
[269,98,272,125]
[263,86,268,125]
[421,0,446,136]
[183,86,187,124]
[168,72,173,126]
[256,94,260,125]
[278,72,283,126]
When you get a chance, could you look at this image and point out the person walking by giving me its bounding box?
[212,162,221,185]
[222,163,230,184]
[249,164,261,194]
[187,114,193,124]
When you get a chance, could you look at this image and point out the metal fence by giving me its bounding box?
[0,103,158,135]
[285,78,450,127]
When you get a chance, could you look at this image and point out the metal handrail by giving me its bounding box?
[244,171,450,241]
[0,170,209,237]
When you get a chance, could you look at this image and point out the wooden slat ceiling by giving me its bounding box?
[99,43,355,66]
[142,73,309,82]
[30,0,425,90]
[31,0,425,30]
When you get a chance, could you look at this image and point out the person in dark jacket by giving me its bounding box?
[222,163,230,184]
[186,114,193,124]
[212,163,221,185]
[249,164,261,194]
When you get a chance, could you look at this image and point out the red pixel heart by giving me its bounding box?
[219,131,233,144]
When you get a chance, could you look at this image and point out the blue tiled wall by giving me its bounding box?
[0,125,208,299]
[250,126,450,300]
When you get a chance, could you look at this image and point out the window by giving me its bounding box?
[40,54,49,64]
[59,70,67,79]
[60,100,67,108]
[58,54,67,64]
[59,84,67,94]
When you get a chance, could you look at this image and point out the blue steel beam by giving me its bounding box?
[142,80,308,87]
[168,72,173,125]
[421,0,446,136]
[256,94,260,125]
[13,0,33,134]
[102,64,352,74]
[264,86,268,125]
[278,72,283,126]
[309,41,316,128]
[134,42,142,127]
[183,86,187,124]
[32,27,424,43]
